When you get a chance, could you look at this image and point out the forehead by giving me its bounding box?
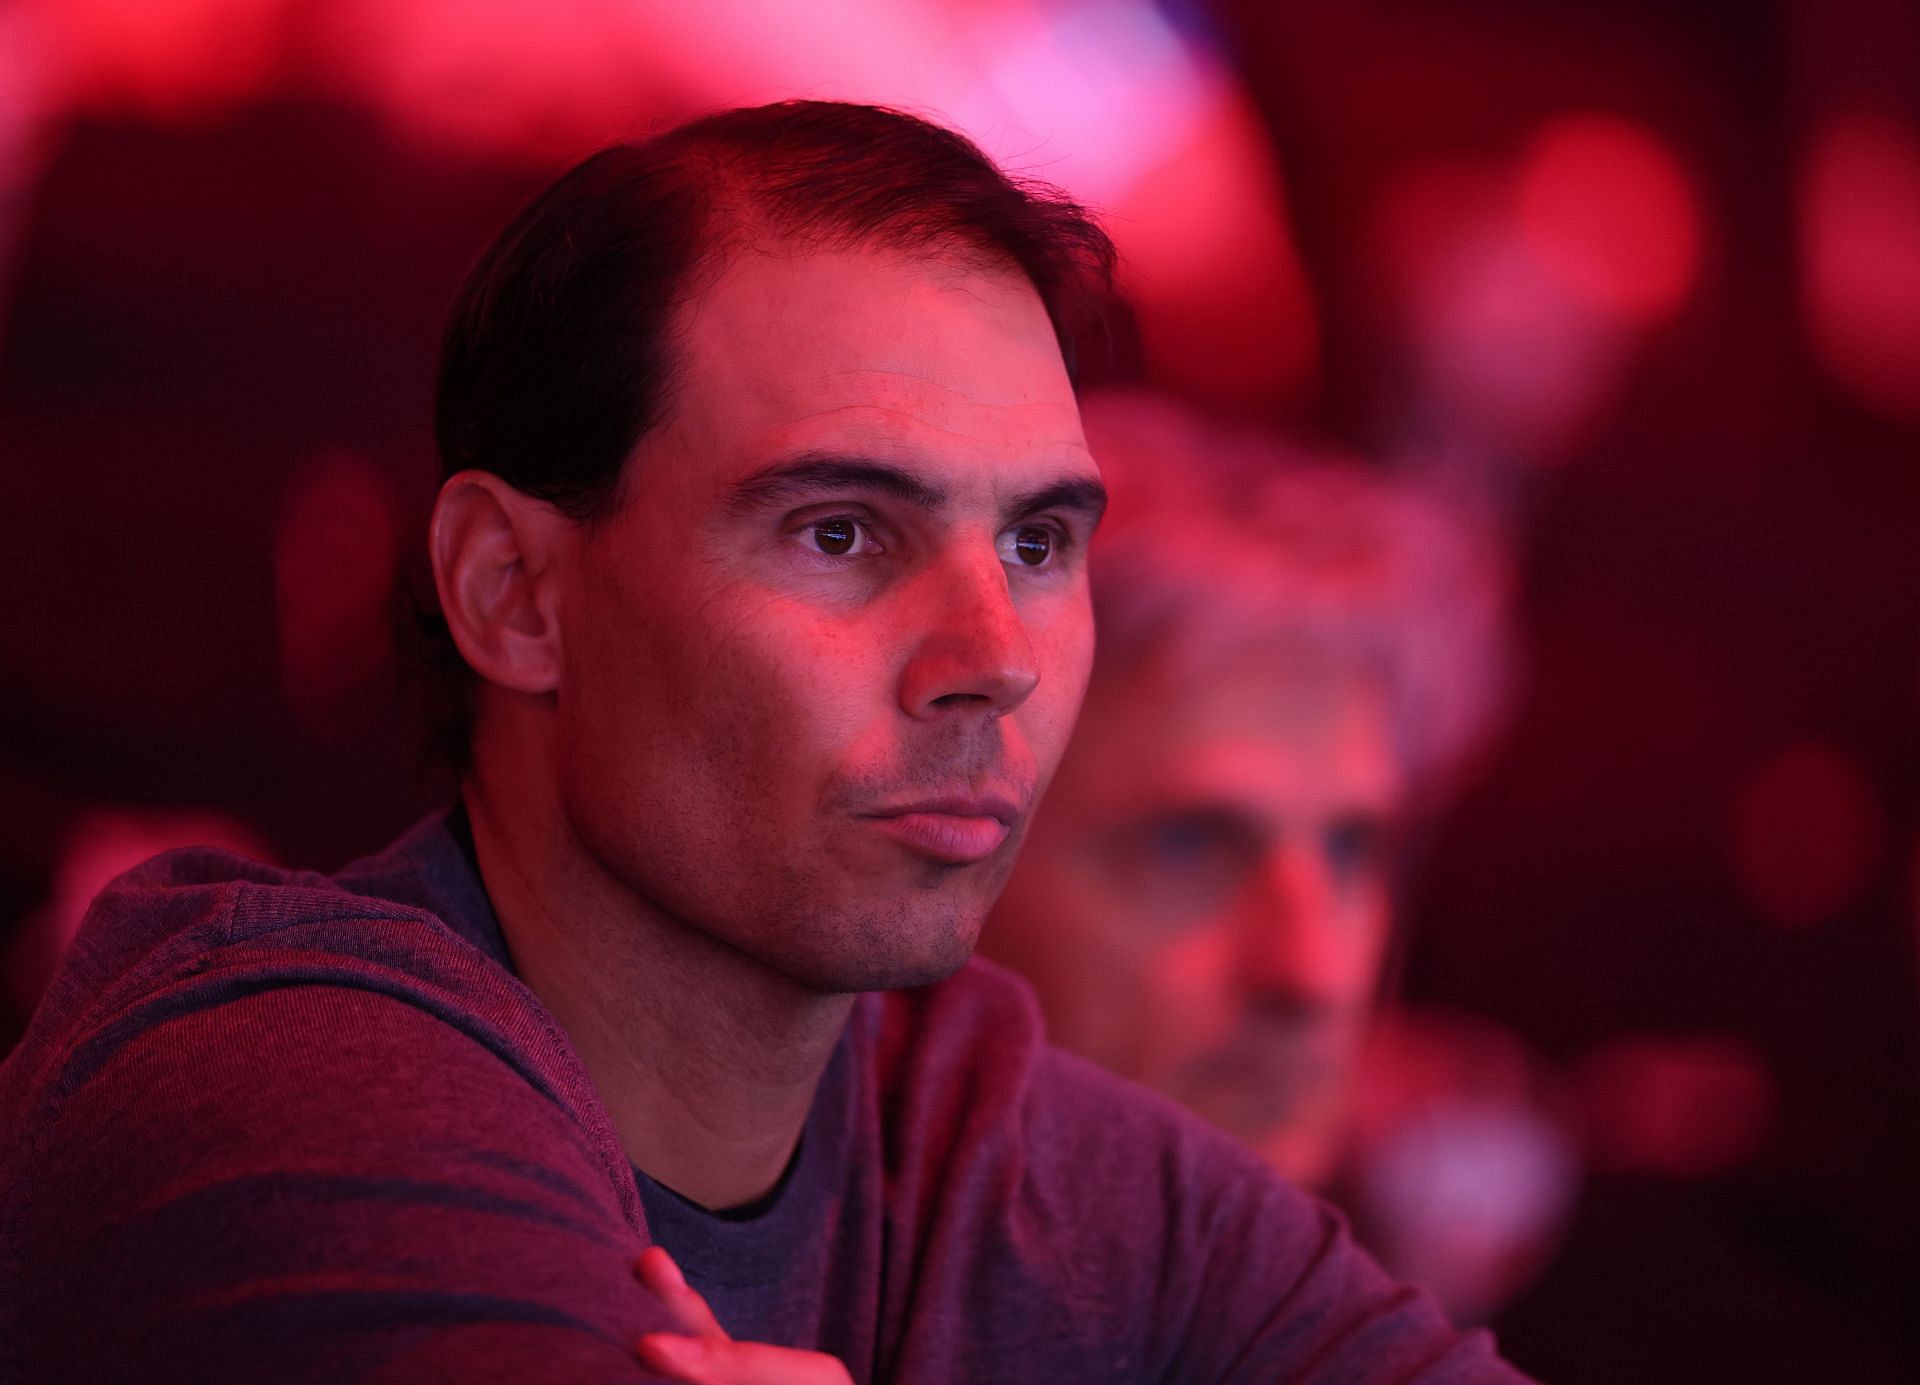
[1073,647,1406,817]
[644,243,1089,490]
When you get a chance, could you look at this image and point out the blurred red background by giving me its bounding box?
[1,1,1916,1380]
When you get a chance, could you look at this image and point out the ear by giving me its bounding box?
[430,470,571,696]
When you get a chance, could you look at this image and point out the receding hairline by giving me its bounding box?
[604,224,1090,522]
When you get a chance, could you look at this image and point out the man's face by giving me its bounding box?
[984,644,1404,1187]
[552,244,1100,994]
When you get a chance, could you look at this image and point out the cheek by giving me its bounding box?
[1102,926,1238,1087]
[1344,889,1397,994]
[748,612,908,795]
[1082,888,1241,1068]
[1146,928,1241,1042]
[609,585,881,764]
[991,847,1158,1063]
[1026,602,1096,765]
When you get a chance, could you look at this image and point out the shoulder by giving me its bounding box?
[863,960,1530,1383]
[2,830,638,1228]
[867,960,1309,1323]
[6,840,495,1100]
[873,955,1277,1188]
[0,838,656,1381]
[871,954,1045,1087]
[870,955,1223,1163]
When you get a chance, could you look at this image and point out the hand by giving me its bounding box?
[633,1246,854,1385]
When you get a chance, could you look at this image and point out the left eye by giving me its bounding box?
[801,517,874,557]
[999,524,1057,568]
[1324,817,1386,879]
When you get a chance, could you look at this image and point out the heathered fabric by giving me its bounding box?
[0,811,1532,1383]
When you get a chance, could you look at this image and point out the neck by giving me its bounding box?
[461,773,853,1212]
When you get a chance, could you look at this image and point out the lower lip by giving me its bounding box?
[867,812,1010,865]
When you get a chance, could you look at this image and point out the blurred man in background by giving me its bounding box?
[982,393,1518,1190]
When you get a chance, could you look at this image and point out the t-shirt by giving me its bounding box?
[0,811,1531,1383]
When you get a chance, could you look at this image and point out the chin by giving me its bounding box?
[764,897,984,995]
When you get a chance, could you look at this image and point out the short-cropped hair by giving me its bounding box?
[1079,393,1519,805]
[414,100,1117,771]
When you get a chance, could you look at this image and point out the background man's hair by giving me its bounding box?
[1078,392,1520,808]
[411,100,1118,773]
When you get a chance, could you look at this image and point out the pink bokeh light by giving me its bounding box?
[1517,112,1704,326]
[1800,110,1920,419]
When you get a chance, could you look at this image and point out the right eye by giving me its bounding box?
[797,516,878,558]
[1112,809,1262,920]
[1140,814,1246,881]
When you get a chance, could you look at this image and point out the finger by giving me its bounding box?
[633,1246,730,1340]
[714,1339,856,1385]
[636,1333,855,1385]
[635,1332,729,1385]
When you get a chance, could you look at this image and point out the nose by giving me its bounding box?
[1236,843,1368,1008]
[897,546,1040,719]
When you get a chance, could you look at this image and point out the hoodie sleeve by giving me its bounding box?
[2,874,677,1384]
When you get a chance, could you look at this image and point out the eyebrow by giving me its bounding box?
[727,455,948,515]
[1008,477,1108,528]
[727,452,1108,528]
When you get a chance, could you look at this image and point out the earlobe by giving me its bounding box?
[430,471,567,696]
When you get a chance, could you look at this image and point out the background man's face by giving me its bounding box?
[553,244,1100,993]
[985,643,1403,1187]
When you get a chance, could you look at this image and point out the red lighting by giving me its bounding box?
[1728,742,1884,929]
[1577,1033,1776,1178]
[1113,96,1319,408]
[27,0,287,120]
[1371,155,1635,463]
[273,449,399,730]
[1800,111,1920,419]
[1517,112,1704,324]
